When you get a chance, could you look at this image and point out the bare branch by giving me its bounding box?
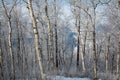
[1,0,10,19]
[23,0,28,4]
[75,5,93,23]
[100,0,111,4]
[9,0,17,14]
[1,0,19,18]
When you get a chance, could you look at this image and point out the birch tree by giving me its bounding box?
[54,0,59,68]
[1,0,17,79]
[91,0,97,78]
[116,0,120,80]
[44,0,54,70]
[27,0,45,80]
[70,0,86,72]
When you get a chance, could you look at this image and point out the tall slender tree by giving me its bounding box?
[44,0,53,70]
[72,0,85,71]
[116,0,120,80]
[76,6,80,70]
[54,0,59,68]
[1,0,17,79]
[91,0,97,78]
[105,34,110,72]
[27,0,45,80]
[0,21,3,80]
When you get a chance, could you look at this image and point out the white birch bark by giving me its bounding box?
[27,0,45,80]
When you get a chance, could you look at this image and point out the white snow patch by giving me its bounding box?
[47,76,91,80]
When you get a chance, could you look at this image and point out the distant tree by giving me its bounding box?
[105,34,110,72]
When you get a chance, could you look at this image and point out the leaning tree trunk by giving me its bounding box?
[8,19,15,80]
[27,0,45,80]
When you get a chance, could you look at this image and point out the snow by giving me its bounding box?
[47,76,91,80]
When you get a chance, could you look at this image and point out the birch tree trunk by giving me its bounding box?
[0,32,1,80]
[8,18,15,80]
[1,0,15,79]
[27,0,45,80]
[106,34,110,72]
[93,20,97,79]
[78,18,85,72]
[116,31,120,80]
[0,45,1,80]
[75,2,79,69]
[54,0,58,68]
[72,0,86,71]
[93,17,97,78]
[44,0,53,70]
[91,0,97,78]
[0,22,3,80]
[116,0,120,80]
[76,18,80,68]
[79,0,85,72]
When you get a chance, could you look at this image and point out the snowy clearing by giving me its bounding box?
[47,76,91,80]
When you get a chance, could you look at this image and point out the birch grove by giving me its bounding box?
[0,0,120,80]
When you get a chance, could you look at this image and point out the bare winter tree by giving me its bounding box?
[70,0,86,72]
[1,0,119,79]
[91,0,97,78]
[1,0,17,79]
[27,0,45,80]
[44,0,54,70]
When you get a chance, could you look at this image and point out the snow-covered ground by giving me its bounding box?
[47,76,91,80]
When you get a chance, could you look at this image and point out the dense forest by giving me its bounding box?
[0,0,120,80]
